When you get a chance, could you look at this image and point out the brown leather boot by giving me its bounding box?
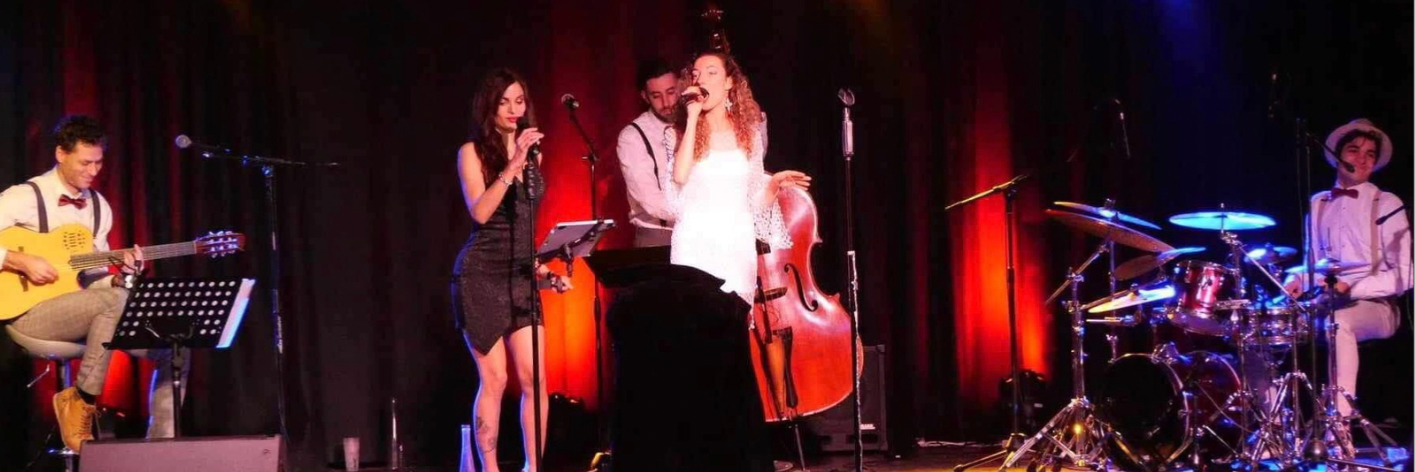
[52,387,96,453]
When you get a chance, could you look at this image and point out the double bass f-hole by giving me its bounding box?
[782,263,819,312]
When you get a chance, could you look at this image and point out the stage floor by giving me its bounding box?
[323,444,1411,472]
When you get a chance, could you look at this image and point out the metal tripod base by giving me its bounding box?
[1000,397,1108,472]
[1299,388,1407,472]
[954,433,1028,472]
[1236,372,1315,470]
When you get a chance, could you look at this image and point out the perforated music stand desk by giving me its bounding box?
[104,277,257,437]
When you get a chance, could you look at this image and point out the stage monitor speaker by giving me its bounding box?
[805,344,888,452]
[83,435,283,472]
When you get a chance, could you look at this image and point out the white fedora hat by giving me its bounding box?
[1325,118,1393,171]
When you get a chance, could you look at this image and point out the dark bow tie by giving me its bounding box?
[58,195,88,210]
[1329,187,1360,199]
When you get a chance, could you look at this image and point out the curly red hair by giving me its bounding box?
[673,52,762,160]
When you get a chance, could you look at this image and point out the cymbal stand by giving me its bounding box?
[1000,241,1114,471]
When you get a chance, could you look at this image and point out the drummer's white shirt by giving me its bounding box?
[1306,181,1412,299]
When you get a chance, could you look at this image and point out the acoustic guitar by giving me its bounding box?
[0,224,245,320]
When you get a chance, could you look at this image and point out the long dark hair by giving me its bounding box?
[469,68,537,182]
[672,52,762,161]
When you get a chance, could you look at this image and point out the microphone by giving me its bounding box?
[1113,98,1131,160]
[1376,204,1408,225]
[561,94,579,111]
[174,134,232,154]
[839,89,855,159]
[515,116,541,199]
[679,88,709,105]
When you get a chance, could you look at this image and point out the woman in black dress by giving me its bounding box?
[452,68,571,472]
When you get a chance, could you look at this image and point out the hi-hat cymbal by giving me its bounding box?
[1286,258,1371,276]
[1053,201,1162,231]
[1114,246,1206,281]
[1085,282,1177,314]
[1046,209,1175,253]
[1246,245,1298,265]
[1169,211,1276,231]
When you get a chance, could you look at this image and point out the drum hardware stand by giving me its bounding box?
[1298,295,1403,472]
[999,241,1117,472]
[1100,199,1122,361]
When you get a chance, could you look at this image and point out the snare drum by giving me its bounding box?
[1239,301,1311,349]
[1168,260,1239,336]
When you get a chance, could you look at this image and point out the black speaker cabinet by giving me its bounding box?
[805,344,888,452]
[83,435,283,472]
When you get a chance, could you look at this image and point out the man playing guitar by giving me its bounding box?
[0,116,182,453]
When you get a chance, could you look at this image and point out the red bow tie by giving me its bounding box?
[1330,187,1359,199]
[58,195,88,209]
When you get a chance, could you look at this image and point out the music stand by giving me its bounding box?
[105,277,258,437]
[525,218,612,465]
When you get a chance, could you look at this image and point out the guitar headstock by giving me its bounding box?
[195,231,246,258]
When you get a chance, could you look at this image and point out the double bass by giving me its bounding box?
[749,186,863,421]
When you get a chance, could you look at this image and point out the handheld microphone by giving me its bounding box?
[561,94,579,111]
[679,88,709,105]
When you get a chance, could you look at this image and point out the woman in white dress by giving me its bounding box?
[661,51,811,302]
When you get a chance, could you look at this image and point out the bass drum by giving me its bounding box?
[1097,344,1244,471]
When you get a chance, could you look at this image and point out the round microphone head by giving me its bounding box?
[175,134,192,149]
[561,94,579,110]
[516,116,531,133]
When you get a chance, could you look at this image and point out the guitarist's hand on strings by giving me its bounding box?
[114,245,145,289]
[120,246,145,274]
[9,252,58,285]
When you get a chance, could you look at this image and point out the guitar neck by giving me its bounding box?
[69,241,197,271]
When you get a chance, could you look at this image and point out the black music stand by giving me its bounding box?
[537,219,616,266]
[525,219,612,465]
[104,277,258,438]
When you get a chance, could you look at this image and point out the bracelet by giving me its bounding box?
[498,175,514,187]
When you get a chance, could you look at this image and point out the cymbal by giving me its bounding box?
[1085,283,1177,314]
[1286,258,1370,276]
[1169,211,1276,231]
[1053,201,1162,231]
[1246,245,1298,265]
[1114,246,1206,281]
[1046,209,1175,253]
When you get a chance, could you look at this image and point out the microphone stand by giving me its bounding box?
[945,172,1030,471]
[179,140,340,451]
[563,103,612,456]
[839,89,865,472]
[524,152,546,472]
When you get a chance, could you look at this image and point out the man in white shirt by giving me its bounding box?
[1284,118,1411,417]
[616,58,680,247]
[1,116,180,452]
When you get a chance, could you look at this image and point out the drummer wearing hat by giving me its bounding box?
[1283,118,1411,417]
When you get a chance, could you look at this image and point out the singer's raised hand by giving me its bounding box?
[510,128,543,174]
[682,85,706,117]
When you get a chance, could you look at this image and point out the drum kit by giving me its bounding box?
[999,200,1407,472]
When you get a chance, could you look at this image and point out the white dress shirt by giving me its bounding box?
[616,111,677,231]
[0,169,115,285]
[1305,181,1412,299]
